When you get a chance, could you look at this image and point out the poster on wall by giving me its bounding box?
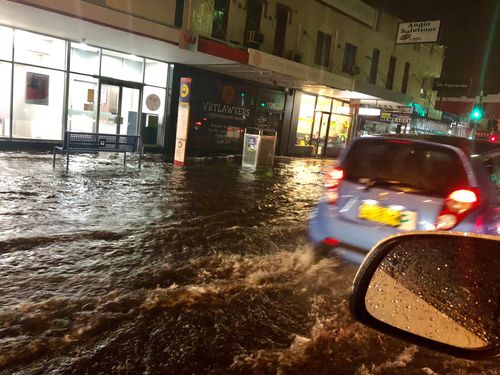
[26,72,49,105]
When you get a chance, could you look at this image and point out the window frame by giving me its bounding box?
[342,42,357,75]
[386,56,397,90]
[401,62,410,94]
[368,48,380,84]
[315,31,332,68]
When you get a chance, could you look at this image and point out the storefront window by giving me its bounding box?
[0,62,12,137]
[68,74,98,133]
[142,86,166,146]
[315,96,332,112]
[257,88,285,111]
[12,64,65,139]
[14,30,66,70]
[144,59,168,87]
[331,99,350,115]
[70,43,100,76]
[327,114,350,147]
[0,26,13,61]
[101,49,144,82]
[296,93,316,146]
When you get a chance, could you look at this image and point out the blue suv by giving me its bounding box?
[308,135,500,263]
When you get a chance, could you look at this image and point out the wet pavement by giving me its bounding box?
[0,152,497,374]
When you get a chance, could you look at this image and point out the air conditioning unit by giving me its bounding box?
[288,50,303,63]
[246,30,264,45]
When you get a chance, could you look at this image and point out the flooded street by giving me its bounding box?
[0,153,496,374]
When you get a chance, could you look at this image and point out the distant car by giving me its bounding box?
[475,130,499,143]
[308,134,500,263]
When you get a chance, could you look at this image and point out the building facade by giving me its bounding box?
[0,0,447,158]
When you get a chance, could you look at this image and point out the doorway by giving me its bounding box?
[98,80,141,135]
[312,111,330,156]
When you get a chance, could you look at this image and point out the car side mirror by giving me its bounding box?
[350,232,500,360]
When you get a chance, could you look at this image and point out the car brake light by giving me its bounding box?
[436,188,480,230]
[324,167,343,204]
[325,168,343,187]
[490,135,496,142]
[387,139,413,144]
[322,237,340,246]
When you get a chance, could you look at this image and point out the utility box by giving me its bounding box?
[242,128,277,168]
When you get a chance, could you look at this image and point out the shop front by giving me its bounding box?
[354,104,471,138]
[169,65,286,157]
[291,91,352,157]
[0,25,171,150]
[355,105,412,136]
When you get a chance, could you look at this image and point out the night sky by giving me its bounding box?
[363,0,500,96]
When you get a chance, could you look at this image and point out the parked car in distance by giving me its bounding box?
[308,134,500,263]
[350,231,500,360]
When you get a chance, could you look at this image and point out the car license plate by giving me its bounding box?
[358,203,417,230]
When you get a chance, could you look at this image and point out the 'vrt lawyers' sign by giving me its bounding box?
[396,20,441,44]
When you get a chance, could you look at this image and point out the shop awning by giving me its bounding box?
[196,48,413,107]
[194,48,361,100]
[354,81,414,106]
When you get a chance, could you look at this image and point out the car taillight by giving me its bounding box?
[436,188,480,230]
[322,237,340,246]
[324,167,343,204]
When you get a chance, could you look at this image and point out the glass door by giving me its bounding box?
[98,82,141,135]
[312,112,330,156]
[99,83,120,134]
[68,74,98,133]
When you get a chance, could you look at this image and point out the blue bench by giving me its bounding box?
[53,131,143,169]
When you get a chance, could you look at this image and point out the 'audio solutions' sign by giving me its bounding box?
[396,20,441,44]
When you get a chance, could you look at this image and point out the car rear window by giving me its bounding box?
[342,138,469,197]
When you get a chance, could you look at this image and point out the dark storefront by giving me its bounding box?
[168,65,286,158]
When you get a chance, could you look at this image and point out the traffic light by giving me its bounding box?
[470,105,483,121]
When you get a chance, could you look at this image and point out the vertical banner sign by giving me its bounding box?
[174,77,192,166]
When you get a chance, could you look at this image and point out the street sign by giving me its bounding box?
[433,79,469,96]
[174,77,192,166]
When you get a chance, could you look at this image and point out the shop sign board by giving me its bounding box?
[412,103,428,118]
[432,79,470,96]
[359,107,381,116]
[380,112,412,124]
[396,20,441,44]
[175,77,192,166]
